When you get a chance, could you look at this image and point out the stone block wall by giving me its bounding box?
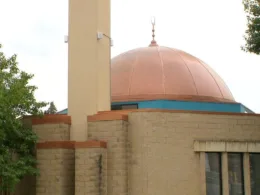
[127,111,260,195]
[32,115,71,142]
[36,141,75,195]
[18,114,111,195]
[75,141,107,195]
[14,115,72,195]
[33,124,70,142]
[87,110,260,195]
[88,115,128,195]
[19,109,260,195]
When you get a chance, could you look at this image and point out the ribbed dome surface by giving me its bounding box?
[111,46,235,103]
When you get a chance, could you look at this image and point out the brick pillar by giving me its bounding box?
[75,141,107,195]
[88,113,128,195]
[36,141,75,195]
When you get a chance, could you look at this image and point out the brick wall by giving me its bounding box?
[88,120,128,195]
[127,111,260,195]
[75,141,107,195]
[36,142,75,195]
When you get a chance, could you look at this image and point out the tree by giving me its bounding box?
[242,0,260,54]
[0,44,47,193]
[44,101,57,114]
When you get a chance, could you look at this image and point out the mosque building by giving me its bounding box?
[18,1,260,195]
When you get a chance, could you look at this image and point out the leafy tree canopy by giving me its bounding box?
[0,44,47,192]
[242,0,260,54]
[44,101,57,114]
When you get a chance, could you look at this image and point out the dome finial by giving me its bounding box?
[149,16,158,47]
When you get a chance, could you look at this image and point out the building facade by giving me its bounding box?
[16,0,260,195]
[20,40,260,195]
[21,108,260,195]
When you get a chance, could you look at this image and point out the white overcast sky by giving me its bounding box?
[0,0,260,113]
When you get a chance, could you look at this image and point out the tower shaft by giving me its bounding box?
[68,0,111,141]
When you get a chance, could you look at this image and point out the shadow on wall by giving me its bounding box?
[4,175,36,195]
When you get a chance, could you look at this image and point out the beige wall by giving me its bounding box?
[75,147,107,195]
[68,0,111,141]
[17,111,260,195]
[33,124,70,142]
[36,148,75,195]
[88,120,128,195]
[88,111,260,195]
[127,112,260,195]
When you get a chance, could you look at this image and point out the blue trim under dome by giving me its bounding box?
[57,100,254,114]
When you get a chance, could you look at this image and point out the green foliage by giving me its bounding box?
[242,0,260,54]
[0,44,47,192]
[44,101,57,114]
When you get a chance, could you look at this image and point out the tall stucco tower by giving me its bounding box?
[68,0,111,141]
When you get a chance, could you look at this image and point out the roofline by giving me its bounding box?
[241,104,255,113]
[56,108,68,114]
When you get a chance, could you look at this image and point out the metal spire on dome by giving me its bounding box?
[149,16,158,47]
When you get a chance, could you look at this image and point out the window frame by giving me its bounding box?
[205,152,223,195]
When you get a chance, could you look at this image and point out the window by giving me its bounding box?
[205,153,222,195]
[199,141,260,195]
[111,104,138,110]
[228,153,244,195]
[250,153,260,195]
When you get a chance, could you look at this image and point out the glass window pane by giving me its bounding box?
[111,104,138,110]
[205,153,222,195]
[228,153,244,195]
[121,104,138,110]
[250,153,260,195]
[111,105,122,110]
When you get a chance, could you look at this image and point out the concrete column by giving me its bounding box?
[222,152,229,195]
[199,152,206,195]
[243,153,251,195]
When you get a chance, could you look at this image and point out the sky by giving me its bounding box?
[0,0,260,113]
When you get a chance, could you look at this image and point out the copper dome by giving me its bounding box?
[111,46,235,103]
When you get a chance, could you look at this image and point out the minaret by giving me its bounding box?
[68,0,111,141]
